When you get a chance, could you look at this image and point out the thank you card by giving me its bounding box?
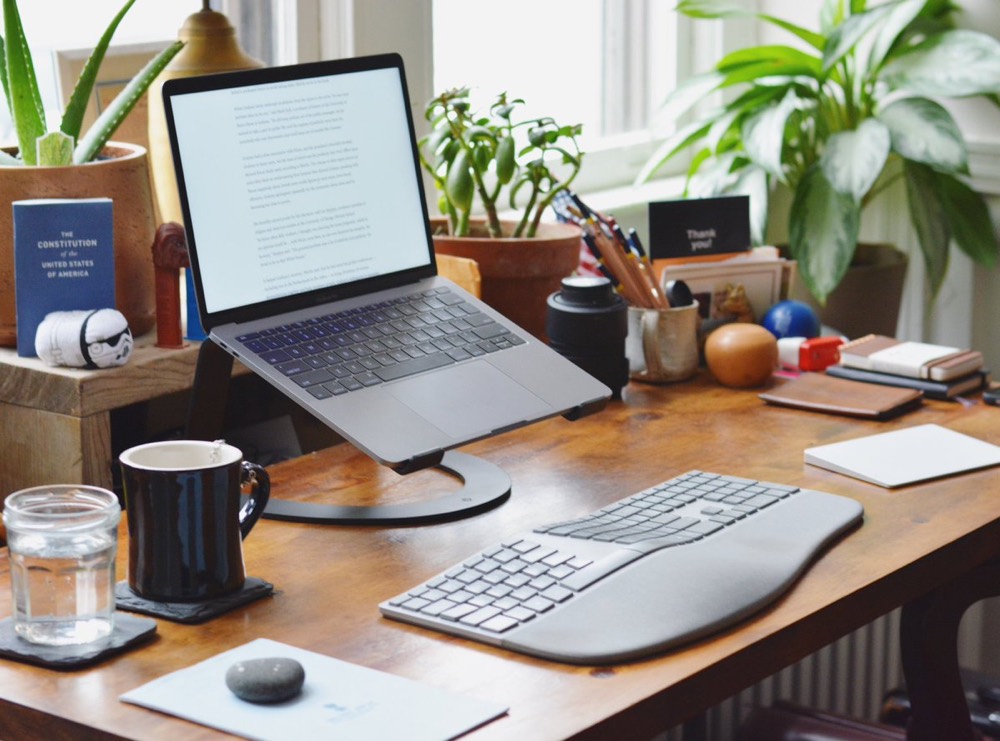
[648,195,751,259]
[13,198,115,357]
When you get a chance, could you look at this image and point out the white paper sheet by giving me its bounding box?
[804,423,1000,488]
[121,638,507,740]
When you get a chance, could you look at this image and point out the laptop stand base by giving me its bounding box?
[186,340,511,525]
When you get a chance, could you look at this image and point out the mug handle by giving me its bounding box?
[238,462,270,539]
[641,309,666,379]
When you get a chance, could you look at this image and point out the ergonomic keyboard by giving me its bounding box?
[380,470,864,664]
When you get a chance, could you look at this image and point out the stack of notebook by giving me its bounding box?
[826,334,990,400]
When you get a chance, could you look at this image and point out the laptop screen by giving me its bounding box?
[164,55,434,324]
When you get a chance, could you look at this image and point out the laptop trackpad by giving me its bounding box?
[388,362,549,439]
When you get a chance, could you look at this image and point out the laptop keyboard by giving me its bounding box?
[381,470,864,664]
[236,287,526,397]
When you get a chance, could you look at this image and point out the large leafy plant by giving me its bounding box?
[639,0,1000,303]
[420,87,584,238]
[0,0,183,167]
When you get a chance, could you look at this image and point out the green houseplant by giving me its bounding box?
[638,0,1000,305]
[420,87,585,238]
[1,0,183,166]
[0,0,184,346]
[419,87,587,339]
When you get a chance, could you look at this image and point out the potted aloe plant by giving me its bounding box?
[638,0,1000,321]
[0,0,183,346]
[420,87,586,339]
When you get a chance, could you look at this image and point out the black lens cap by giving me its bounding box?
[556,276,617,307]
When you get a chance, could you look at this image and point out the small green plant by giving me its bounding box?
[0,0,183,166]
[638,0,1000,304]
[420,87,584,238]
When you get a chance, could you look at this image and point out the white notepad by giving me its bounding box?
[804,424,1000,488]
[121,638,507,741]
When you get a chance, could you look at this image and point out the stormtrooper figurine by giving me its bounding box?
[35,309,133,369]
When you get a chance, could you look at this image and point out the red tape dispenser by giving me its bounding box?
[777,336,844,372]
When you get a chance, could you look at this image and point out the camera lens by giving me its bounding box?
[546,276,628,398]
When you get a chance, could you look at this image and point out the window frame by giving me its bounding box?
[290,0,738,195]
[243,0,1000,197]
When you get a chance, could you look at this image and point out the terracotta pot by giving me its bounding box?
[0,143,157,347]
[432,219,582,341]
[785,243,908,340]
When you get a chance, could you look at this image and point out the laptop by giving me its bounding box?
[162,53,610,473]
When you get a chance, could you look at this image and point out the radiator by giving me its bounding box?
[656,602,988,740]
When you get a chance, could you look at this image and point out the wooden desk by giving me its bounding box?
[1,373,998,740]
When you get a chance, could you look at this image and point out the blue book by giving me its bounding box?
[13,198,115,357]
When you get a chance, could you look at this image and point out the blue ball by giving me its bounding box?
[762,300,820,339]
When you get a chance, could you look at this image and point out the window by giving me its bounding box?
[430,0,681,192]
[289,0,700,195]
[0,2,194,142]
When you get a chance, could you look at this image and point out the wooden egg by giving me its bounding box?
[704,323,778,388]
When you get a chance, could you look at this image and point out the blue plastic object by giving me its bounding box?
[762,300,820,339]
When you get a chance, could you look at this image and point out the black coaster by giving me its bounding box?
[0,613,157,670]
[115,577,274,624]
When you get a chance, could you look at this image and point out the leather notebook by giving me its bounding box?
[759,372,923,420]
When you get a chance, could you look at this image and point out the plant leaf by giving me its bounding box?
[60,0,138,141]
[0,34,10,114]
[495,135,515,184]
[718,45,822,77]
[728,164,771,245]
[934,169,1000,268]
[823,2,895,74]
[880,30,1000,97]
[686,151,741,197]
[676,0,753,19]
[36,130,73,166]
[678,0,824,48]
[73,40,184,164]
[903,160,951,297]
[879,97,967,174]
[788,164,860,303]
[3,0,46,165]
[866,0,928,73]
[633,118,713,184]
[657,70,726,125]
[742,89,800,182]
[445,148,473,213]
[820,118,891,201]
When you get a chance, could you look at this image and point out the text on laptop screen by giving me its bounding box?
[169,67,431,314]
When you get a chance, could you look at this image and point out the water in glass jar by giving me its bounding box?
[8,528,117,645]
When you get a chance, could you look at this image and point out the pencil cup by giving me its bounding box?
[625,302,700,383]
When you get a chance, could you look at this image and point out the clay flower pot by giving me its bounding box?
[0,143,157,347]
[432,219,582,341]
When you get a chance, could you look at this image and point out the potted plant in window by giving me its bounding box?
[420,87,585,339]
[638,0,1000,338]
[0,0,184,347]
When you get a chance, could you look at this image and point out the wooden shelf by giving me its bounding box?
[0,333,246,495]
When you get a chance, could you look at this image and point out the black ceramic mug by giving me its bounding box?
[119,440,270,602]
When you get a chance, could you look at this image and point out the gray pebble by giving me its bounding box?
[225,657,305,703]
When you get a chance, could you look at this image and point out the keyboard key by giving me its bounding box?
[479,615,520,633]
[459,606,503,627]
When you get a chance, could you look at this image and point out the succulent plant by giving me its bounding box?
[0,0,183,166]
[420,87,584,238]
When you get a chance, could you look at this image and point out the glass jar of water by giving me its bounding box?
[3,485,121,646]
